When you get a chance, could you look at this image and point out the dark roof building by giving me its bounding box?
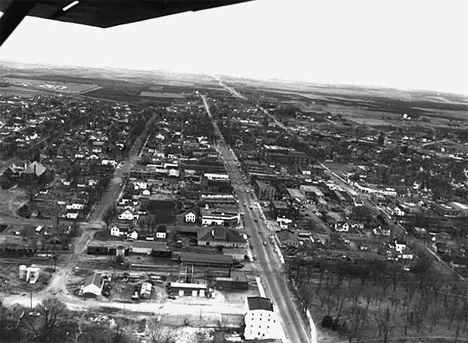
[197,226,248,248]
[247,297,274,312]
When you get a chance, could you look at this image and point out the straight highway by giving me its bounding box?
[201,94,315,343]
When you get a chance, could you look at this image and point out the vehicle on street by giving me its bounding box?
[263,241,267,246]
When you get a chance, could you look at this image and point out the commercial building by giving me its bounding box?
[244,297,281,340]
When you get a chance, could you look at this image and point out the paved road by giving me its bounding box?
[210,74,248,100]
[201,94,315,343]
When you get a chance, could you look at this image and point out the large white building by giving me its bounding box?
[201,205,240,226]
[244,297,281,340]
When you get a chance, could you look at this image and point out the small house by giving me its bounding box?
[184,210,197,223]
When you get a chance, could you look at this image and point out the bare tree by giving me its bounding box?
[147,318,174,343]
[103,205,116,230]
[374,307,396,343]
[20,297,68,342]
[345,306,369,343]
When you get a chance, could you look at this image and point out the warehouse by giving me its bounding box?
[177,252,233,268]
[215,271,249,291]
[167,281,209,297]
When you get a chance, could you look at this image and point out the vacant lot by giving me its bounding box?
[0,187,29,218]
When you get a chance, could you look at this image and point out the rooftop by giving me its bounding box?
[247,297,274,312]
[179,252,233,265]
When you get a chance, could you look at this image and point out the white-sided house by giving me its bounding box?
[399,249,414,260]
[204,173,229,181]
[102,159,118,168]
[110,226,128,237]
[335,222,349,232]
[66,211,79,220]
[66,199,86,210]
[184,210,197,223]
[373,226,391,236]
[244,297,281,340]
[82,273,103,297]
[156,226,167,239]
[133,181,147,190]
[140,189,151,197]
[390,206,405,217]
[128,230,139,240]
[395,239,407,253]
[118,209,137,221]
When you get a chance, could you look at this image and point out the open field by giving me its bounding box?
[140,91,185,98]
[2,76,99,94]
[0,187,29,218]
[0,85,50,98]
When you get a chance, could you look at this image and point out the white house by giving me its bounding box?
[204,173,229,181]
[66,211,79,220]
[128,230,139,240]
[395,239,407,253]
[373,226,391,236]
[156,226,167,239]
[66,199,86,210]
[118,209,137,221]
[141,189,151,197]
[102,159,118,168]
[334,222,349,232]
[399,249,414,260]
[184,211,197,223]
[391,206,405,217]
[244,297,281,340]
[82,273,103,297]
[133,181,147,190]
[110,226,128,237]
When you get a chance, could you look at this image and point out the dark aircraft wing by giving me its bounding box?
[0,0,255,46]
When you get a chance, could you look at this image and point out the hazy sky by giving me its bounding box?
[1,0,467,94]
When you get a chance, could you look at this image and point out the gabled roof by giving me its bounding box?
[23,161,46,177]
[197,226,246,243]
[247,297,274,312]
[84,273,103,288]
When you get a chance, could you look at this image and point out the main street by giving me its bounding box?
[201,94,315,343]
